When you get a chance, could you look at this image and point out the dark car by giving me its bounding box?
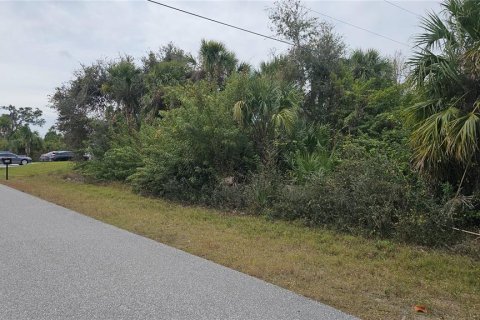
[40,151,75,162]
[0,151,32,165]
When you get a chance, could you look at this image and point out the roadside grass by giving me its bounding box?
[2,162,479,319]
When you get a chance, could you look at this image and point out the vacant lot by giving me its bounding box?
[2,162,479,319]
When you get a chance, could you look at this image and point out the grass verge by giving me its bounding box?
[1,162,479,319]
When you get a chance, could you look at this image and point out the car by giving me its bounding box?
[39,151,75,162]
[0,151,32,165]
[39,151,54,161]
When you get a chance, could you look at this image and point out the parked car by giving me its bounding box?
[0,151,32,165]
[39,151,75,161]
[39,151,54,162]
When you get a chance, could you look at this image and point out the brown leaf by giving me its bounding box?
[414,305,427,313]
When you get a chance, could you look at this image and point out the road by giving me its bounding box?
[0,184,357,320]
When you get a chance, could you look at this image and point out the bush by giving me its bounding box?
[82,146,140,181]
[269,149,458,245]
[271,156,408,237]
[129,82,257,202]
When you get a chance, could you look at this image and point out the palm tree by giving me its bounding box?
[232,74,302,163]
[199,40,238,87]
[349,49,393,81]
[9,126,43,156]
[103,57,145,130]
[406,0,480,191]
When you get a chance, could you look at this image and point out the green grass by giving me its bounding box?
[0,162,73,177]
[2,162,479,319]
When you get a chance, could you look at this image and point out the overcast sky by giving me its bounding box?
[0,0,442,136]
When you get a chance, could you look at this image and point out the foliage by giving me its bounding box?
[44,0,480,249]
[0,105,47,157]
[271,141,453,245]
[269,0,345,124]
[199,40,238,87]
[0,105,45,138]
[43,127,66,151]
[82,146,140,181]
[406,0,480,192]
[228,73,302,163]
[51,62,109,150]
[102,56,145,130]
[349,49,394,82]
[130,82,256,201]
[8,126,44,158]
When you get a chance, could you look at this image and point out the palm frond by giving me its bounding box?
[416,11,454,50]
[271,108,297,133]
[448,111,480,162]
[233,100,246,125]
[404,99,443,124]
[411,108,457,171]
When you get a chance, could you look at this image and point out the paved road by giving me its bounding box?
[0,184,357,320]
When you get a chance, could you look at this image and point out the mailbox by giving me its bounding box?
[2,157,12,180]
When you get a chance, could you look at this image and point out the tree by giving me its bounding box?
[229,74,302,163]
[102,56,145,130]
[141,42,196,72]
[406,0,480,191]
[51,62,109,150]
[199,40,238,87]
[391,50,407,84]
[44,127,66,151]
[140,43,199,120]
[0,114,12,138]
[269,0,345,124]
[349,49,394,82]
[0,105,45,138]
[9,125,43,156]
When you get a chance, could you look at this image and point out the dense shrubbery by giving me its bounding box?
[130,82,257,201]
[49,0,480,250]
[82,146,140,181]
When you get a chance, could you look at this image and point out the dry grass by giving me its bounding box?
[2,162,479,319]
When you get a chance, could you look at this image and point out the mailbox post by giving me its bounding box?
[2,158,12,180]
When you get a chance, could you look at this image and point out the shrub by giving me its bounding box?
[269,145,458,245]
[82,146,140,181]
[271,156,409,237]
[129,82,257,201]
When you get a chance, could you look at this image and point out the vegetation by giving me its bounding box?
[2,162,479,319]
[0,105,65,159]
[407,0,480,195]
[39,0,479,250]
[2,1,478,317]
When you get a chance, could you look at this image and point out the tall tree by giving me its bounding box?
[199,40,238,87]
[51,62,109,150]
[142,44,196,121]
[9,125,43,156]
[406,0,480,191]
[230,74,302,163]
[43,126,66,151]
[0,105,45,138]
[141,42,196,72]
[349,49,394,82]
[269,0,345,124]
[102,56,145,130]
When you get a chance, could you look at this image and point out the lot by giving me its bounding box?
[1,162,479,319]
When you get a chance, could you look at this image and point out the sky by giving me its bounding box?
[0,0,442,136]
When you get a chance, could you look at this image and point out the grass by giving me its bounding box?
[1,162,479,319]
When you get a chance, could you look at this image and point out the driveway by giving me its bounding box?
[0,184,357,320]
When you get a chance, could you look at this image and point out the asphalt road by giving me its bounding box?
[0,184,357,320]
